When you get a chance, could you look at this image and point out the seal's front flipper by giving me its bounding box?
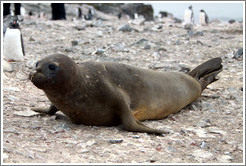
[31,104,58,115]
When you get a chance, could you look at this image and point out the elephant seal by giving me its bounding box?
[29,54,222,135]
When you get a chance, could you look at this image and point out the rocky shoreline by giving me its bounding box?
[2,3,243,163]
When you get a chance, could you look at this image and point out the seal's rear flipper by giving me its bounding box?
[188,57,223,91]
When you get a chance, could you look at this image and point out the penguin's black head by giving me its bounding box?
[9,17,20,29]
[188,6,192,10]
[200,9,205,12]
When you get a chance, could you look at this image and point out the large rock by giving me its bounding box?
[121,3,154,21]
[86,3,154,21]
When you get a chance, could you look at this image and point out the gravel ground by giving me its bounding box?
[2,10,244,164]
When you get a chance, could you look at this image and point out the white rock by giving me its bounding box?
[3,60,13,72]
[4,87,21,92]
[192,149,213,159]
[3,153,9,160]
[217,155,233,162]
[14,109,39,117]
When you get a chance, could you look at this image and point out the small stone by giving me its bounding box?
[65,48,74,53]
[200,141,207,149]
[27,151,35,159]
[71,40,78,46]
[144,44,151,50]
[118,24,132,32]
[202,101,213,111]
[8,95,20,101]
[29,37,35,41]
[3,60,13,72]
[108,139,123,144]
[209,127,227,136]
[78,149,90,154]
[132,135,140,139]
[151,52,160,60]
[83,48,94,55]
[217,155,233,162]
[234,47,243,59]
[85,140,96,147]
[52,123,70,132]
[96,31,104,37]
[4,87,21,92]
[31,147,47,153]
[14,109,39,117]
[26,59,38,69]
[228,19,236,24]
[3,153,9,160]
[95,48,105,55]
[74,25,86,30]
[192,149,213,159]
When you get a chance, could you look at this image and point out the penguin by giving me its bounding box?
[3,16,25,62]
[183,5,194,25]
[199,9,209,25]
[84,9,93,20]
[78,7,82,19]
[118,12,122,20]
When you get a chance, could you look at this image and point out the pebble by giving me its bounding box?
[26,59,38,69]
[233,47,243,59]
[4,87,21,92]
[192,149,213,159]
[83,48,94,55]
[14,109,39,117]
[52,122,70,132]
[209,127,227,136]
[3,153,9,160]
[108,139,123,144]
[217,155,233,162]
[94,48,105,55]
[85,140,96,147]
[200,141,207,149]
[118,24,132,32]
[8,95,20,101]
[78,149,90,154]
[3,60,13,72]
[144,44,151,50]
[202,101,213,111]
[29,37,35,41]
[71,40,78,46]
[96,31,104,37]
[74,25,86,31]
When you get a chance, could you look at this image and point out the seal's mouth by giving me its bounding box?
[29,71,36,81]
[29,71,48,89]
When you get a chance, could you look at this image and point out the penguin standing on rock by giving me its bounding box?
[199,9,209,25]
[183,5,194,25]
[4,16,25,62]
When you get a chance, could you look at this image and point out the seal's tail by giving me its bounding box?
[188,57,223,91]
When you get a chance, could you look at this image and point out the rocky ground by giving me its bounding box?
[2,9,244,164]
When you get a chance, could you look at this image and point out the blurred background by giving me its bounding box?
[147,2,243,22]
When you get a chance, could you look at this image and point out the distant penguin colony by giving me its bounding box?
[184,5,194,25]
[199,9,209,25]
[3,16,25,62]
[183,6,209,26]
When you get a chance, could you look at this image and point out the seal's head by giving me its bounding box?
[29,54,79,93]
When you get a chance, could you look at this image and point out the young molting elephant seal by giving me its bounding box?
[29,54,222,135]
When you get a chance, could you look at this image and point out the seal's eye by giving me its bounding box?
[48,64,57,71]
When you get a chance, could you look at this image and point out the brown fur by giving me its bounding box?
[30,54,222,135]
